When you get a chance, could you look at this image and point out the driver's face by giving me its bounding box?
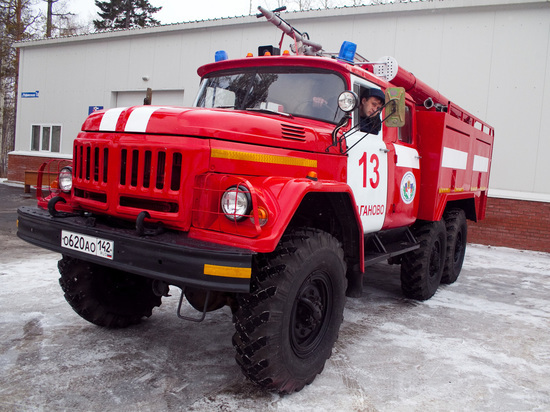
[361,96,384,117]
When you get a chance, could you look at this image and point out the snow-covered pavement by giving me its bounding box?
[1,184,549,410]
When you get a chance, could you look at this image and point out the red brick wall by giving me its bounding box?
[468,197,550,253]
[7,153,70,183]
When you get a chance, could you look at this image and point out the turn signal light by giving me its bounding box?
[253,206,269,227]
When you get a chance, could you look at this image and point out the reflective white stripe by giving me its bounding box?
[441,147,468,170]
[125,106,167,133]
[473,155,489,172]
[394,144,420,169]
[99,107,127,131]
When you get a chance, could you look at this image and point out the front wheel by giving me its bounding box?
[58,256,162,328]
[400,219,447,300]
[232,228,347,394]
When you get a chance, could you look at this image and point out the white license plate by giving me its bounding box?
[61,230,114,260]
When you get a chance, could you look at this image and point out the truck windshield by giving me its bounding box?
[195,68,346,124]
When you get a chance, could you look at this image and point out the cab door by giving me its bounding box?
[384,102,421,229]
[346,79,388,234]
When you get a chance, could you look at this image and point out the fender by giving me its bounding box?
[190,176,365,271]
[431,192,477,222]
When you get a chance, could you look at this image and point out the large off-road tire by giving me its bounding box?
[232,228,347,394]
[58,256,162,328]
[441,209,467,284]
[400,219,447,301]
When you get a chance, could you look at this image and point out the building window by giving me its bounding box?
[31,125,62,152]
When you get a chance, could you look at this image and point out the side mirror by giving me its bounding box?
[327,91,357,153]
[384,87,406,127]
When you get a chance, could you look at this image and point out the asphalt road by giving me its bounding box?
[1,182,549,411]
[0,183,37,261]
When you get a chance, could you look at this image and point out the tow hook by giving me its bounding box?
[136,211,165,236]
[47,196,70,217]
[152,280,170,297]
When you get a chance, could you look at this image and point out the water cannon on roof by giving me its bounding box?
[254,5,458,114]
[256,6,323,56]
[256,6,399,83]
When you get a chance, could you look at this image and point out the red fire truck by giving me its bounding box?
[17,7,494,393]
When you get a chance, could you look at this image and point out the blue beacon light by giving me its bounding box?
[338,41,357,63]
[215,50,228,62]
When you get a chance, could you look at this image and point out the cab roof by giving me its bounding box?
[196,55,388,88]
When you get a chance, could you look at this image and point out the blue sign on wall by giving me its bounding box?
[21,91,39,98]
[89,106,104,115]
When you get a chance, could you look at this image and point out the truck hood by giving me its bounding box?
[82,106,333,152]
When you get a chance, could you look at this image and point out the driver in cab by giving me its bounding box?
[359,88,385,135]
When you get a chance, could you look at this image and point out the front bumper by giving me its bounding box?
[17,206,254,293]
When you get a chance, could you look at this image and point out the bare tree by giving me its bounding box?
[261,0,288,10]
[57,12,93,37]
[45,0,54,36]
[43,0,90,38]
[293,0,314,10]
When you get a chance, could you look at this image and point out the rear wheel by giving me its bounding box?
[58,256,162,328]
[441,209,467,284]
[400,220,447,300]
[232,228,347,394]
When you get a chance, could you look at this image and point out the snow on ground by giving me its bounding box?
[1,243,549,411]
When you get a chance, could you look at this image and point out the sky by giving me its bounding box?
[34,1,430,29]
[52,0,271,25]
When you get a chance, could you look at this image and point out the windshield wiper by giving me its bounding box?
[245,108,292,117]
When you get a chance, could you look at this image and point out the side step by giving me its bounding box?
[364,228,419,267]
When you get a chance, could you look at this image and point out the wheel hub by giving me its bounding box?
[290,272,332,358]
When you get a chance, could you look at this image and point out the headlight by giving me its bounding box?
[58,167,73,193]
[338,90,358,113]
[221,185,251,221]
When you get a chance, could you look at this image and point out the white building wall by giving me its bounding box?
[14,0,550,201]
